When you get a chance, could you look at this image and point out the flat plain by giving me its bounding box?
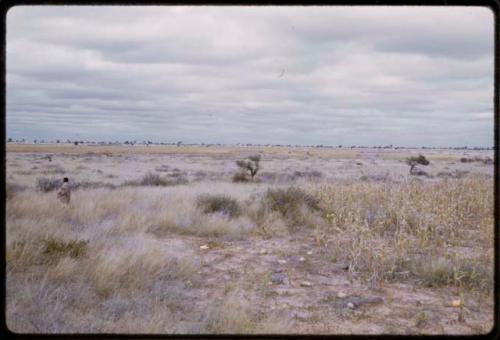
[5,143,494,334]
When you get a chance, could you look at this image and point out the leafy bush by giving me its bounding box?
[196,194,242,218]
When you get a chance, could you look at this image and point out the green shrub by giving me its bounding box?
[196,194,242,218]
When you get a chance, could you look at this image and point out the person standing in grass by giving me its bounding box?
[57,177,71,205]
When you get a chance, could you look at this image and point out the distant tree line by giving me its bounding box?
[4,138,495,150]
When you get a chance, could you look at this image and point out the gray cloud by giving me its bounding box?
[6,6,494,146]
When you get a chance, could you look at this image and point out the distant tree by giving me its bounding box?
[236,155,261,181]
[56,140,60,143]
[74,141,79,146]
[406,154,430,174]
[7,138,12,143]
[177,141,182,147]
[34,139,37,144]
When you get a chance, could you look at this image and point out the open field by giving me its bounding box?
[6,144,494,334]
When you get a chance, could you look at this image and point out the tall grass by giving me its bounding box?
[315,177,493,288]
[6,175,493,333]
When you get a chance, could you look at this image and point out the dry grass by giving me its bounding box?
[123,172,188,187]
[205,288,292,334]
[196,194,242,218]
[5,147,494,334]
[260,186,323,230]
[315,177,493,289]
[6,143,363,159]
[6,182,27,199]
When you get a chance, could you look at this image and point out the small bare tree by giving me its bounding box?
[236,155,261,181]
[406,154,430,174]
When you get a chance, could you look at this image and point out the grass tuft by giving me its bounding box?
[42,237,88,261]
[264,187,319,215]
[196,194,242,218]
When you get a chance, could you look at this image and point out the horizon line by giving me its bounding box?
[5,140,495,150]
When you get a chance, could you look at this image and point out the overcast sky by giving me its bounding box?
[6,6,494,146]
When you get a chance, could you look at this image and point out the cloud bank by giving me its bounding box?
[6,6,494,146]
